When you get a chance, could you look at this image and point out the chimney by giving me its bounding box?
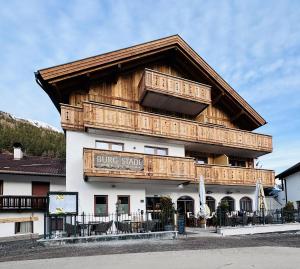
[13,142,23,160]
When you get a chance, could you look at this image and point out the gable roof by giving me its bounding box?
[0,153,65,177]
[276,162,300,179]
[35,35,266,128]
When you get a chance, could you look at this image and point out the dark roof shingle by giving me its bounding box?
[0,153,65,176]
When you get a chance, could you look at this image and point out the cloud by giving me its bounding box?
[0,0,299,172]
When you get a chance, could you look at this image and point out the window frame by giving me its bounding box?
[15,221,33,234]
[240,196,253,212]
[144,146,168,156]
[95,140,124,151]
[0,180,3,195]
[117,195,130,215]
[94,195,108,216]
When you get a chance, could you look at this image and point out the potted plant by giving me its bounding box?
[160,196,175,231]
[283,201,295,223]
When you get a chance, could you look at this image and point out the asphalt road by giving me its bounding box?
[1,247,300,269]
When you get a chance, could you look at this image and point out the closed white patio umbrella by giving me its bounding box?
[254,179,267,214]
[199,175,207,228]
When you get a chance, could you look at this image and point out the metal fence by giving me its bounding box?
[44,210,175,239]
[214,209,300,227]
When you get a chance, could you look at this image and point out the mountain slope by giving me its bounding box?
[0,111,65,158]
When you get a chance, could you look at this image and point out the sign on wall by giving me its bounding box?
[94,154,144,171]
[48,192,78,215]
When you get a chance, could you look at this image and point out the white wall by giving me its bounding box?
[66,130,185,214]
[0,212,44,237]
[146,184,256,213]
[1,175,65,195]
[66,130,260,215]
[285,171,300,207]
[0,174,66,238]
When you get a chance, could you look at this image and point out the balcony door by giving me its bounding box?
[32,182,49,209]
[32,182,49,196]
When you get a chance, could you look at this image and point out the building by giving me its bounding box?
[35,35,275,221]
[276,162,300,208]
[0,144,65,237]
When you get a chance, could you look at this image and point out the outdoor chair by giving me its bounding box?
[252,215,259,225]
[115,221,132,233]
[65,222,81,237]
[265,215,273,224]
[225,215,232,226]
[141,221,156,232]
[94,220,113,235]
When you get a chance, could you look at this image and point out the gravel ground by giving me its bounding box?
[1,232,300,262]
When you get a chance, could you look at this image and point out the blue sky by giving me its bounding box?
[0,0,299,173]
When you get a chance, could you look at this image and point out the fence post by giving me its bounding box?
[44,213,47,239]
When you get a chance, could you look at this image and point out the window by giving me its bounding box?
[117,195,130,214]
[94,195,108,216]
[229,158,246,167]
[206,196,216,213]
[220,196,235,212]
[146,197,161,211]
[0,180,3,195]
[240,197,252,212]
[195,157,208,164]
[96,141,124,151]
[15,221,33,234]
[144,146,168,156]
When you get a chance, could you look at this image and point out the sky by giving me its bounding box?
[0,0,299,174]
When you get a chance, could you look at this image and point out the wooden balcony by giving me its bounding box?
[83,148,274,186]
[0,196,48,211]
[138,69,211,116]
[196,164,275,187]
[61,102,272,158]
[83,148,196,182]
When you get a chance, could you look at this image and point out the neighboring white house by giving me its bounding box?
[276,162,300,209]
[0,145,65,238]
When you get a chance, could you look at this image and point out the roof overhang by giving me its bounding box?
[35,35,267,130]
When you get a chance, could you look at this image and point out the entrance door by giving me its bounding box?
[177,196,194,226]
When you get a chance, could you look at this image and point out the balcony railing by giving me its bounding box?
[61,102,272,157]
[0,196,48,211]
[84,148,196,182]
[195,164,275,187]
[83,148,274,186]
[138,69,211,116]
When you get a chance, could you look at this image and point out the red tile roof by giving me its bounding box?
[0,153,65,176]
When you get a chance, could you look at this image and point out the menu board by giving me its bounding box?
[48,192,78,215]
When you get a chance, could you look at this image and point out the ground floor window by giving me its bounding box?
[117,195,130,214]
[15,221,33,234]
[0,180,3,195]
[94,195,108,216]
[206,196,216,213]
[240,197,252,212]
[146,197,161,211]
[221,196,235,212]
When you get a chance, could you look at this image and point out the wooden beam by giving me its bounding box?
[0,216,39,224]
[231,110,245,122]
[212,91,225,106]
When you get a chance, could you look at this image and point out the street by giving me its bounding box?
[0,247,300,269]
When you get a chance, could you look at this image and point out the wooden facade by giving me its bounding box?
[61,102,272,155]
[37,35,275,188]
[84,148,195,182]
[138,69,211,116]
[195,165,274,187]
[83,148,274,186]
